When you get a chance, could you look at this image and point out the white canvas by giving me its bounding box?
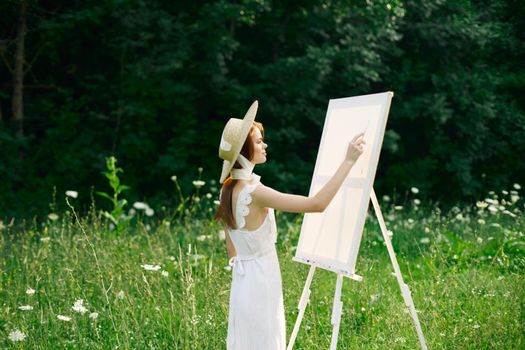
[293,92,393,277]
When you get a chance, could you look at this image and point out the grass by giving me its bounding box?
[1,189,524,349]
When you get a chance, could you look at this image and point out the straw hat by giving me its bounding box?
[218,101,259,183]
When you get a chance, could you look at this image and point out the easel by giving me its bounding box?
[287,189,428,350]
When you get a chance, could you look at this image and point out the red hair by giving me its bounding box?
[215,122,264,228]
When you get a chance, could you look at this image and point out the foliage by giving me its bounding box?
[0,0,524,218]
[96,156,131,235]
[0,194,524,348]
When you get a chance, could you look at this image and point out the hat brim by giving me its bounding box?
[219,101,258,183]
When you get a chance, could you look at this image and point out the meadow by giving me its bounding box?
[1,181,524,349]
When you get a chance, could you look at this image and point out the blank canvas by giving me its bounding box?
[293,92,393,277]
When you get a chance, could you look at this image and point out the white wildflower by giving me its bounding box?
[40,236,51,242]
[171,175,177,182]
[478,219,486,225]
[424,227,430,233]
[420,237,430,244]
[473,324,480,329]
[455,213,464,221]
[411,187,419,194]
[145,207,155,217]
[502,190,509,195]
[65,190,78,199]
[511,195,519,203]
[72,299,88,314]
[408,218,414,224]
[8,329,26,342]
[503,210,517,218]
[477,237,483,244]
[128,208,136,216]
[116,290,125,300]
[476,201,488,209]
[214,200,221,206]
[18,305,33,311]
[394,205,403,211]
[26,288,35,295]
[89,312,99,320]
[48,213,59,221]
[224,265,232,272]
[489,223,501,228]
[413,198,421,206]
[194,197,201,203]
[387,230,394,237]
[382,195,391,202]
[513,183,521,190]
[218,230,226,240]
[485,198,498,205]
[133,202,148,210]
[161,270,169,277]
[57,315,71,321]
[197,235,208,241]
[488,205,498,213]
[192,180,206,188]
[206,193,212,199]
[142,264,161,271]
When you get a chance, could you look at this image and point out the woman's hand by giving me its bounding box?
[345,133,365,163]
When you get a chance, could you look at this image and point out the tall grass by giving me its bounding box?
[1,185,524,349]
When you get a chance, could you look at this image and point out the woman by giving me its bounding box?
[215,101,364,349]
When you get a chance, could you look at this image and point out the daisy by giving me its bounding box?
[57,315,71,322]
[133,202,148,210]
[26,288,36,295]
[18,305,33,311]
[89,312,99,320]
[8,329,26,342]
[65,190,78,198]
[419,237,430,244]
[192,180,206,188]
[72,299,88,314]
[141,264,161,271]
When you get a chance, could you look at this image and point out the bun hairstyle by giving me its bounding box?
[215,122,264,229]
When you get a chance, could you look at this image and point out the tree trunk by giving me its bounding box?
[12,0,27,137]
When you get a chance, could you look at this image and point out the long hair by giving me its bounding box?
[215,122,264,229]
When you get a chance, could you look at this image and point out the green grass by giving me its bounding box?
[1,195,524,349]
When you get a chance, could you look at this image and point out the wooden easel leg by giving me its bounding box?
[329,274,344,350]
[370,189,428,350]
[287,266,316,350]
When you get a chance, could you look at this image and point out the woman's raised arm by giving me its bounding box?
[252,133,365,213]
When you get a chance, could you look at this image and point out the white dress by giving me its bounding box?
[226,180,286,350]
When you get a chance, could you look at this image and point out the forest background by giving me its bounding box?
[1,0,524,218]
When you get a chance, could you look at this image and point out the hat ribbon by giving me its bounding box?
[231,154,258,181]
